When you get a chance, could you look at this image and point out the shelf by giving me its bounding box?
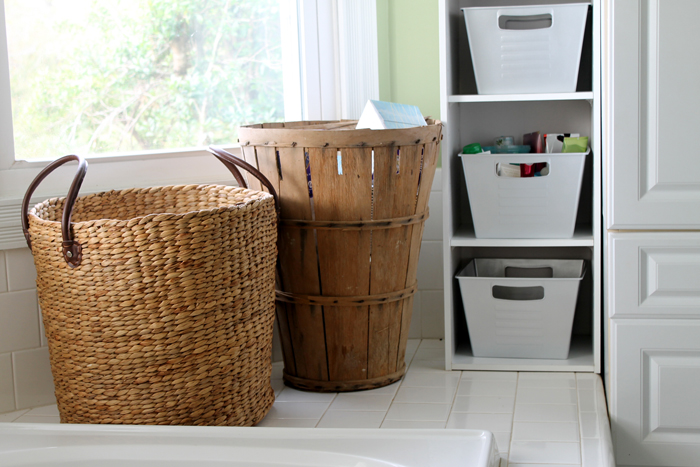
[450,225,594,247]
[448,92,594,103]
[440,0,601,375]
[451,336,595,372]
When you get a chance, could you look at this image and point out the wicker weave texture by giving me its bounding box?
[28,184,277,425]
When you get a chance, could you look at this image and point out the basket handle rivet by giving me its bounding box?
[66,251,73,258]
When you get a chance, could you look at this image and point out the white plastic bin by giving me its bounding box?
[456,258,585,359]
[459,149,588,238]
[463,3,589,94]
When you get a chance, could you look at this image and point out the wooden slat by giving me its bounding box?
[296,121,358,130]
[371,145,423,285]
[406,143,440,288]
[321,306,368,381]
[276,146,328,382]
[251,145,288,373]
[366,300,403,378]
[310,147,373,286]
[309,146,373,381]
[397,141,440,365]
[255,146,281,198]
[415,142,440,218]
[240,145,263,192]
[396,294,415,370]
[285,303,327,380]
[366,144,422,377]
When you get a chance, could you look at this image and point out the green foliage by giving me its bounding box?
[7,0,284,159]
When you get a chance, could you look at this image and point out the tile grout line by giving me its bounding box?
[14,409,30,422]
[379,338,421,428]
[3,251,8,290]
[5,408,29,422]
[10,350,18,412]
[575,374,584,466]
[280,338,424,429]
[506,371,520,465]
[577,374,584,459]
[583,374,600,466]
[36,292,43,347]
[445,364,463,429]
[313,392,339,428]
[509,374,586,467]
[1,251,6,292]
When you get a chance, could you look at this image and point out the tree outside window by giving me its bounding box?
[5,0,285,160]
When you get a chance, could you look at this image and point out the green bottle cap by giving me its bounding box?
[462,143,482,154]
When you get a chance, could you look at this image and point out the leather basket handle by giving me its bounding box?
[22,149,277,269]
[22,155,88,268]
[207,146,280,213]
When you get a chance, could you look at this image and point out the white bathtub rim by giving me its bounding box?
[0,424,500,467]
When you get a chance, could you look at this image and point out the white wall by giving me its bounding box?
[0,248,55,413]
[0,169,444,413]
[411,168,444,340]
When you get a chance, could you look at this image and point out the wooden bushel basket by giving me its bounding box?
[22,151,280,425]
[236,119,442,392]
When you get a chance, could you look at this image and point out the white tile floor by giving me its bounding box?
[1,339,613,467]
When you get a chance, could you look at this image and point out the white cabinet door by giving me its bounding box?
[611,319,700,466]
[608,232,700,319]
[606,0,700,229]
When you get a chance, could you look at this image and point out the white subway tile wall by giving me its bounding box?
[414,169,443,339]
[422,188,443,242]
[0,248,55,413]
[0,169,444,414]
[38,303,47,348]
[0,353,15,413]
[12,347,55,410]
[0,252,7,293]
[409,290,422,339]
[5,248,37,291]
[0,408,28,423]
[420,290,445,339]
[416,242,444,290]
[0,289,40,353]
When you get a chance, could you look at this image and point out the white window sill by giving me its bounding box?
[0,146,244,250]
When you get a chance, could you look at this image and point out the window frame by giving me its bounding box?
[0,0,378,249]
[0,0,302,198]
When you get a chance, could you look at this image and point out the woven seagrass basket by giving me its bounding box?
[22,150,278,425]
[237,119,442,392]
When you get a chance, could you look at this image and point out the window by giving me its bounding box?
[0,0,377,251]
[5,0,287,161]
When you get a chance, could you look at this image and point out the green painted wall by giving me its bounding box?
[376,0,440,121]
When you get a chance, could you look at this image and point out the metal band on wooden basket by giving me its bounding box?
[276,283,418,306]
[280,209,428,231]
[239,119,443,149]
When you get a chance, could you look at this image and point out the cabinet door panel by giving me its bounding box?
[612,320,700,466]
[607,0,700,229]
[608,232,700,318]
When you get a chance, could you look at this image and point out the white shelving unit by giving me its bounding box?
[438,0,601,373]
